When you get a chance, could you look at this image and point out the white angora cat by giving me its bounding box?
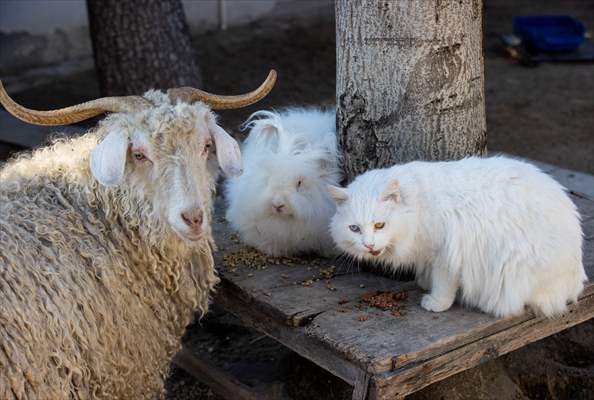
[328,156,586,318]
[225,107,341,256]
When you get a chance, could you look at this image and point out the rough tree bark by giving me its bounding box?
[86,0,201,96]
[336,0,487,182]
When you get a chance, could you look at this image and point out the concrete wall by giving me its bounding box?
[0,1,280,35]
[0,0,331,91]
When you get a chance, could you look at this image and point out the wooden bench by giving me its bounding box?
[177,162,594,400]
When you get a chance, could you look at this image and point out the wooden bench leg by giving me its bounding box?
[173,348,261,400]
[352,370,371,400]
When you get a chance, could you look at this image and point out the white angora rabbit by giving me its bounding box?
[225,107,341,257]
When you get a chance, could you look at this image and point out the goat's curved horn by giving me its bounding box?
[0,80,152,126]
[167,69,277,110]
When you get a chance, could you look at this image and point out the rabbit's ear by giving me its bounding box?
[243,111,283,150]
[251,121,281,150]
[90,130,129,186]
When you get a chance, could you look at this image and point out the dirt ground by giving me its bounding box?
[1,1,593,399]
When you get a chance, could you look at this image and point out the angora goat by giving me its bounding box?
[0,71,275,399]
[225,107,341,257]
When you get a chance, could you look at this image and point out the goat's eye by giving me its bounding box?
[133,152,146,161]
[349,225,360,233]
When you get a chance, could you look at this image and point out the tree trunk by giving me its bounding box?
[86,0,201,96]
[336,0,487,182]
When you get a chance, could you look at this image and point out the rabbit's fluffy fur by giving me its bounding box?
[329,156,586,318]
[225,107,341,256]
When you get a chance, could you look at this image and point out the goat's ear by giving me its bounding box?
[208,120,243,177]
[380,179,401,203]
[327,184,349,206]
[90,130,129,186]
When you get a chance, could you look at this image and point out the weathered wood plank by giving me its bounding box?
[213,183,594,377]
[306,283,594,375]
[215,279,366,386]
[211,165,594,398]
[551,167,594,199]
[351,370,371,400]
[173,348,261,400]
[305,289,504,374]
[369,290,594,399]
[257,272,413,327]
[571,194,594,221]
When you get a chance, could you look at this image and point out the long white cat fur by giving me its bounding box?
[226,107,341,256]
[328,156,586,317]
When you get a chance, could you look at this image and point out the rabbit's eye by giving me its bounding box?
[374,222,385,230]
[349,225,360,233]
[296,178,303,190]
[202,141,212,155]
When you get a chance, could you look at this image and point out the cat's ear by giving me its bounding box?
[380,179,401,203]
[327,185,349,205]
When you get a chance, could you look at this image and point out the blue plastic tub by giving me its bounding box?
[513,16,586,53]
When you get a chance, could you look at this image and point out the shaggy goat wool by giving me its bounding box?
[0,132,219,399]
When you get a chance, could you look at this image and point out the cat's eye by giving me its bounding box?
[349,225,360,233]
[374,222,385,230]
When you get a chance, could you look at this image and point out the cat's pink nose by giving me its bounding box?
[364,243,375,251]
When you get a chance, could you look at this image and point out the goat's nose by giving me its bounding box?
[181,208,203,230]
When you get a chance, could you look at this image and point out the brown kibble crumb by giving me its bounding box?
[338,298,349,305]
[361,290,408,316]
[319,266,336,279]
[222,247,300,269]
[358,315,369,322]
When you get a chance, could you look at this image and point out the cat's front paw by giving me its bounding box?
[421,294,452,313]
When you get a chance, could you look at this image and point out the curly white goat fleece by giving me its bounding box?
[328,156,586,318]
[0,70,277,398]
[225,107,341,256]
